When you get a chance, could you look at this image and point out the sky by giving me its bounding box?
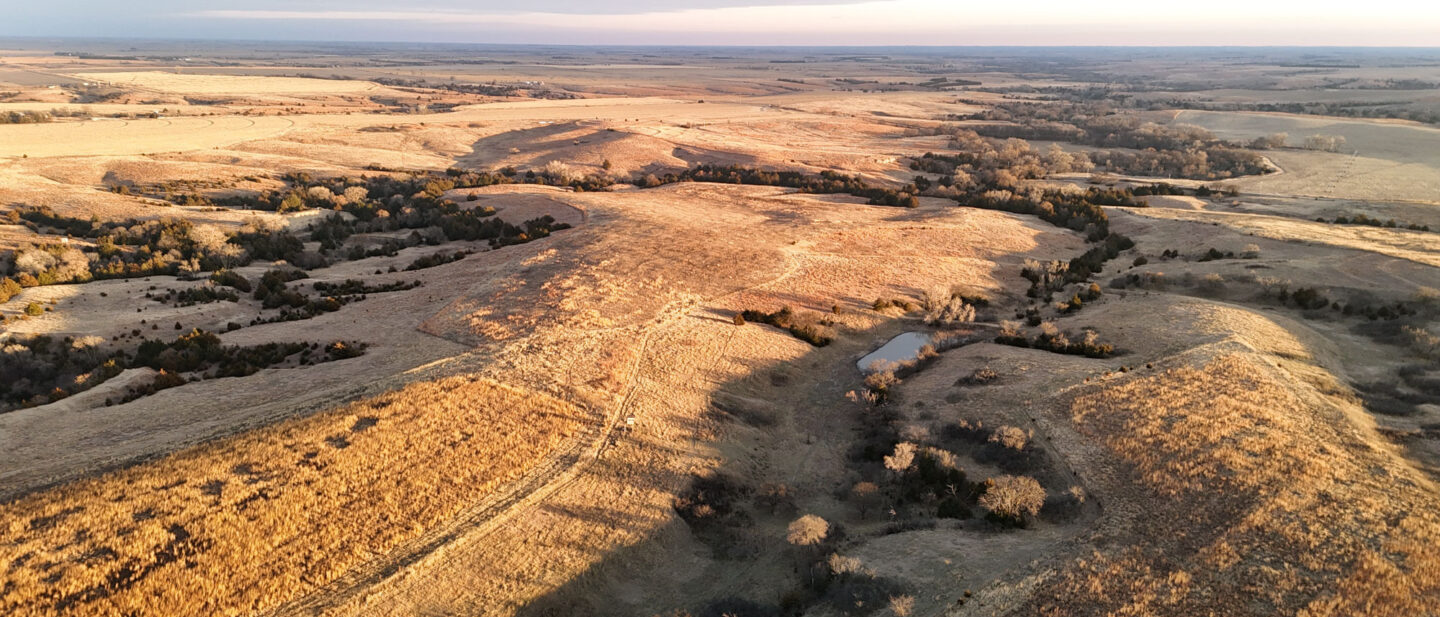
[4,0,1439,46]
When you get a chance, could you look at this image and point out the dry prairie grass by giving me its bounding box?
[0,376,585,617]
[70,72,384,95]
[1025,353,1440,616]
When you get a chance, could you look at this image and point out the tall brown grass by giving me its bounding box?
[0,376,584,617]
[1024,354,1440,616]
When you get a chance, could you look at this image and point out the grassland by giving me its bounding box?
[1,44,1438,617]
[1036,351,1440,616]
[0,377,585,616]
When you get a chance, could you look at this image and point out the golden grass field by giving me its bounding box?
[1,46,1439,616]
[1042,351,1440,616]
[0,377,585,616]
[69,72,386,95]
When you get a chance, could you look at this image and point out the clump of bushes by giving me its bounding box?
[872,297,918,312]
[995,321,1115,358]
[311,279,422,296]
[922,286,979,325]
[405,250,470,271]
[664,164,920,208]
[674,473,755,559]
[0,277,23,303]
[253,267,311,308]
[1197,247,1234,262]
[2,328,368,410]
[958,367,999,385]
[0,334,124,410]
[0,110,53,125]
[1058,282,1103,313]
[1109,271,1167,290]
[209,269,252,292]
[739,306,835,346]
[149,286,240,307]
[130,329,364,377]
[1316,213,1430,232]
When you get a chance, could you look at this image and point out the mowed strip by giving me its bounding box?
[0,377,586,617]
[0,116,297,158]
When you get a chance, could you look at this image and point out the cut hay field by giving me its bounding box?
[0,377,587,617]
[0,116,299,158]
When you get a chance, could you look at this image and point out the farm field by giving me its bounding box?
[1,43,1438,617]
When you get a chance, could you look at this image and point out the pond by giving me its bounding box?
[857,332,932,372]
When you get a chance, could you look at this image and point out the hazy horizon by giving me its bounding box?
[5,0,1439,47]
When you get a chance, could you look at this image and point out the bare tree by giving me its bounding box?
[787,514,829,547]
[342,185,370,204]
[922,285,976,325]
[1248,133,1288,149]
[988,426,1029,451]
[1303,134,1347,153]
[850,481,881,518]
[979,475,1046,521]
[884,442,917,474]
[14,249,57,275]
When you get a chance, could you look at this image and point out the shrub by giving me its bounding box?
[989,426,1029,450]
[405,250,469,271]
[754,483,795,515]
[325,341,366,360]
[0,277,21,303]
[24,302,44,316]
[889,595,915,617]
[787,514,830,547]
[740,306,834,347]
[820,572,911,616]
[674,473,755,559]
[1197,273,1227,295]
[922,286,977,325]
[883,442,917,474]
[996,324,1115,358]
[210,269,252,292]
[872,297,917,312]
[828,553,865,576]
[1403,326,1440,361]
[1197,247,1232,262]
[937,497,971,519]
[959,367,998,385]
[978,475,1046,525]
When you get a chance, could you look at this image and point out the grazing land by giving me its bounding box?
[1,42,1439,617]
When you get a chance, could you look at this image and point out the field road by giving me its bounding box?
[263,247,804,616]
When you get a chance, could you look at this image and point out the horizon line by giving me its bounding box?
[3,36,1440,50]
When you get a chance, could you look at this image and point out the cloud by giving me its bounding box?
[5,0,1440,45]
[186,0,858,16]
[188,0,1440,38]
